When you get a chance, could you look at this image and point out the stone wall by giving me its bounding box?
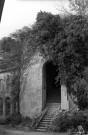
[68,94,77,110]
[0,72,12,97]
[0,70,19,119]
[20,53,45,118]
[20,52,76,118]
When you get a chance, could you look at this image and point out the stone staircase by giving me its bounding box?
[35,103,61,132]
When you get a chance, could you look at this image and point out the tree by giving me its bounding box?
[0,37,21,70]
[10,26,32,42]
[10,26,40,68]
[0,27,35,70]
[0,37,22,114]
[1,11,88,110]
[69,0,88,16]
[33,11,62,57]
[36,12,88,109]
[33,12,88,110]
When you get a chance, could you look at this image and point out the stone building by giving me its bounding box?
[20,52,76,118]
[0,69,19,120]
[0,52,76,120]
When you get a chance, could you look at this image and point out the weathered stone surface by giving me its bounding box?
[68,94,77,110]
[20,53,45,118]
[61,84,69,111]
[20,52,75,118]
[0,72,12,97]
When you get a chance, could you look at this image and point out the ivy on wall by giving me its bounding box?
[1,11,88,109]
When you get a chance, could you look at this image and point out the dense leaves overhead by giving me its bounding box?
[33,12,88,86]
[32,12,88,97]
[69,0,88,16]
[33,11,63,57]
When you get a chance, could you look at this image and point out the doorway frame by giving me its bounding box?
[42,60,50,110]
[42,60,61,109]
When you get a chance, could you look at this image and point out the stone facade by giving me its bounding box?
[0,69,19,119]
[20,52,73,118]
[20,53,45,118]
[0,52,75,119]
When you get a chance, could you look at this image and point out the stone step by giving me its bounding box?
[38,122,50,125]
[47,110,58,112]
[43,116,54,118]
[40,120,52,123]
[43,116,53,118]
[41,120,52,123]
[48,105,60,107]
[47,106,60,108]
[47,108,59,110]
[46,112,57,114]
[40,118,52,121]
[36,126,48,129]
[36,125,49,130]
[47,105,60,107]
[35,128,47,131]
[46,103,60,106]
[39,122,51,125]
[35,103,61,131]
[44,114,54,116]
[37,124,49,127]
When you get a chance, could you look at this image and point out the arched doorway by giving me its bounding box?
[42,61,61,108]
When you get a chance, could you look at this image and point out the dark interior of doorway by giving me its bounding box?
[46,61,61,103]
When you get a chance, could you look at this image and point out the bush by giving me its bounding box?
[21,116,32,127]
[5,113,22,125]
[49,110,88,132]
[0,128,8,135]
[71,78,88,110]
[77,83,88,110]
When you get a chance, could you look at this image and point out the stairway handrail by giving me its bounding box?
[33,107,48,129]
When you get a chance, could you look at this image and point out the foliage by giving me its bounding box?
[11,73,20,100]
[69,0,88,16]
[0,37,20,53]
[34,12,88,90]
[3,113,22,125]
[33,11,62,58]
[1,11,88,109]
[0,129,8,135]
[49,110,88,132]
[76,79,88,110]
[21,116,32,127]
[10,26,39,68]
[70,77,88,110]
[10,26,32,42]
[0,26,36,70]
[0,37,21,70]
[2,115,32,129]
[10,72,20,113]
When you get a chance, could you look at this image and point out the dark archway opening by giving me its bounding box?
[45,61,61,103]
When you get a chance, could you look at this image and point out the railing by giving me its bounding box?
[31,107,48,129]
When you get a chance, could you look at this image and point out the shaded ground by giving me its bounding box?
[3,129,68,135]
[0,125,67,135]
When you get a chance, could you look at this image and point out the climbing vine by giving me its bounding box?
[1,11,88,109]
